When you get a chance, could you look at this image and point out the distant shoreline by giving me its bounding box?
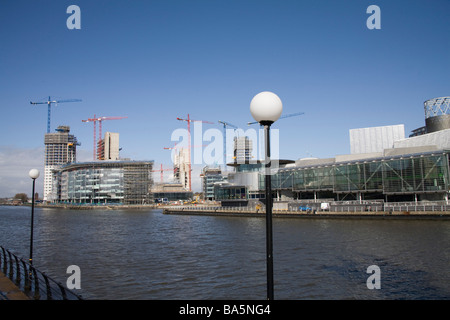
[3,203,450,219]
[0,203,158,210]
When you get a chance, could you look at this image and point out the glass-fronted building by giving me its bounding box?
[201,166,224,200]
[215,150,450,204]
[267,151,449,202]
[52,160,154,205]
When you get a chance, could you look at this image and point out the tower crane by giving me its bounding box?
[175,114,213,191]
[82,115,127,160]
[247,112,305,125]
[218,120,238,171]
[163,144,208,150]
[30,96,82,133]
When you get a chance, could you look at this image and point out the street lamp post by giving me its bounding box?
[28,169,40,266]
[250,91,282,300]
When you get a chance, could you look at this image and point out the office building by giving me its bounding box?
[201,166,223,200]
[52,160,154,205]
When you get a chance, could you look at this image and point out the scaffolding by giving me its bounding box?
[123,161,154,204]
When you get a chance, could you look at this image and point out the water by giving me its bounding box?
[1,205,449,300]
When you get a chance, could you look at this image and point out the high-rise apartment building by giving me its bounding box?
[97,132,120,160]
[233,136,253,164]
[44,125,78,201]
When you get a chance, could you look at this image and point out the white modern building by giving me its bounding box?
[349,124,405,154]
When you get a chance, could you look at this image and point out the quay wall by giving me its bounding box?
[162,208,450,219]
[34,204,158,210]
[12,203,450,218]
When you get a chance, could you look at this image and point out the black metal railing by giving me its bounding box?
[0,246,83,300]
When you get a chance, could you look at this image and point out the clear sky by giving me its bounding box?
[1,0,449,196]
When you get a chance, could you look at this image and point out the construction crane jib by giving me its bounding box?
[30,96,82,133]
[247,112,305,125]
[82,115,127,160]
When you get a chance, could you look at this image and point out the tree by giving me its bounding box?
[14,193,28,203]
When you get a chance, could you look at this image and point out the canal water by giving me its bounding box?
[0,205,449,300]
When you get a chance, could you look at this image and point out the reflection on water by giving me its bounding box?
[1,206,449,299]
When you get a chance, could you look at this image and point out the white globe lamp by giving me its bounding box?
[29,169,40,179]
[250,91,283,125]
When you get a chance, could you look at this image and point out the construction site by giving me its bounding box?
[31,96,212,205]
[30,94,450,210]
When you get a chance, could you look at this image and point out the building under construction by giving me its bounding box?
[44,125,78,201]
[52,160,154,205]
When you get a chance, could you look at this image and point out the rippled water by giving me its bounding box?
[1,206,449,299]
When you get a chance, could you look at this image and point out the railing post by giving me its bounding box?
[58,283,68,300]
[22,259,31,293]
[14,254,21,286]
[7,250,14,279]
[1,247,6,274]
[31,266,40,300]
[43,273,53,300]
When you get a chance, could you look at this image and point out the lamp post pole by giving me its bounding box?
[249,91,282,300]
[28,169,40,266]
[263,122,274,300]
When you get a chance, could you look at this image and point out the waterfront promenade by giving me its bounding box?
[28,202,450,217]
[162,207,450,219]
[0,271,29,300]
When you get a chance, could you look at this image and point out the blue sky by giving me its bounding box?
[1,0,449,196]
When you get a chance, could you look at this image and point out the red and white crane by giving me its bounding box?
[82,115,127,160]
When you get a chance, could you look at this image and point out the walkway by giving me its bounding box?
[0,271,29,300]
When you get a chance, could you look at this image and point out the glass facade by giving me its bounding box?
[213,152,449,204]
[54,161,153,204]
[61,167,123,203]
[264,152,449,198]
[152,192,193,202]
[201,167,224,200]
[382,155,448,193]
[214,186,247,200]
